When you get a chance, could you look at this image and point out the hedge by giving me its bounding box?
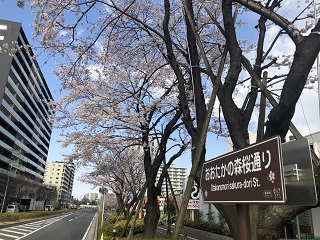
[184,219,231,237]
[105,215,126,224]
[104,218,144,237]
[0,209,76,224]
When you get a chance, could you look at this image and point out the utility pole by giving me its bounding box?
[314,0,320,121]
[99,187,108,228]
[1,165,12,213]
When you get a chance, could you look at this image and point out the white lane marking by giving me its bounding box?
[81,213,97,240]
[68,212,87,222]
[18,226,38,230]
[16,214,71,240]
[1,229,25,234]
[0,231,20,238]
[9,227,31,232]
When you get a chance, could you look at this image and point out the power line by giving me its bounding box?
[299,99,320,154]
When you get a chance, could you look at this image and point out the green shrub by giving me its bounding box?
[184,219,231,237]
[104,219,144,237]
[106,215,126,224]
[0,209,75,224]
[159,214,168,225]
[0,213,20,222]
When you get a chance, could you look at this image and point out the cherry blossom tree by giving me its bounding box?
[11,0,320,239]
[52,54,190,235]
[52,57,189,236]
[78,148,146,216]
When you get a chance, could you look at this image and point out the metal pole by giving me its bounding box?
[296,216,301,239]
[236,204,251,240]
[101,189,105,228]
[314,0,320,123]
[1,165,12,213]
[1,174,10,213]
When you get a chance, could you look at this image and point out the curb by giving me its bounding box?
[184,226,233,240]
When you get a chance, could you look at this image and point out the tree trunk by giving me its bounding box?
[143,184,160,239]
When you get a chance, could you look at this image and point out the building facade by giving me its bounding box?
[0,20,53,188]
[43,162,75,208]
[156,164,187,196]
[84,192,99,202]
[279,131,320,240]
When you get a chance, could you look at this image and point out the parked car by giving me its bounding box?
[45,205,54,211]
[6,204,19,213]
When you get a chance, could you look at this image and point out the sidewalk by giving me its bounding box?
[157,224,233,240]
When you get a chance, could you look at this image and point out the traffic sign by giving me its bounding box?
[190,184,200,200]
[200,136,286,204]
[188,183,200,209]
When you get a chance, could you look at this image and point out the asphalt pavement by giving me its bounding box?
[0,212,231,240]
[84,211,98,240]
[0,210,98,240]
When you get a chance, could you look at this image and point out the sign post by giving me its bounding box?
[200,136,285,239]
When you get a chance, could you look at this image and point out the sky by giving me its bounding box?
[0,0,319,199]
[0,1,100,199]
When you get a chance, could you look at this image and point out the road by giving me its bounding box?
[0,209,96,240]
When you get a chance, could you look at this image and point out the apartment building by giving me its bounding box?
[84,192,99,201]
[0,20,54,185]
[43,162,75,208]
[156,164,187,196]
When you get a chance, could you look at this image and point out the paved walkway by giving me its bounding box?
[157,224,233,240]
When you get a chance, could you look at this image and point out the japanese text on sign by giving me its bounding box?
[204,150,271,181]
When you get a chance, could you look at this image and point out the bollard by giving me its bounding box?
[112,228,116,240]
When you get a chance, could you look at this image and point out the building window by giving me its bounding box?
[0,25,7,30]
[0,36,4,40]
